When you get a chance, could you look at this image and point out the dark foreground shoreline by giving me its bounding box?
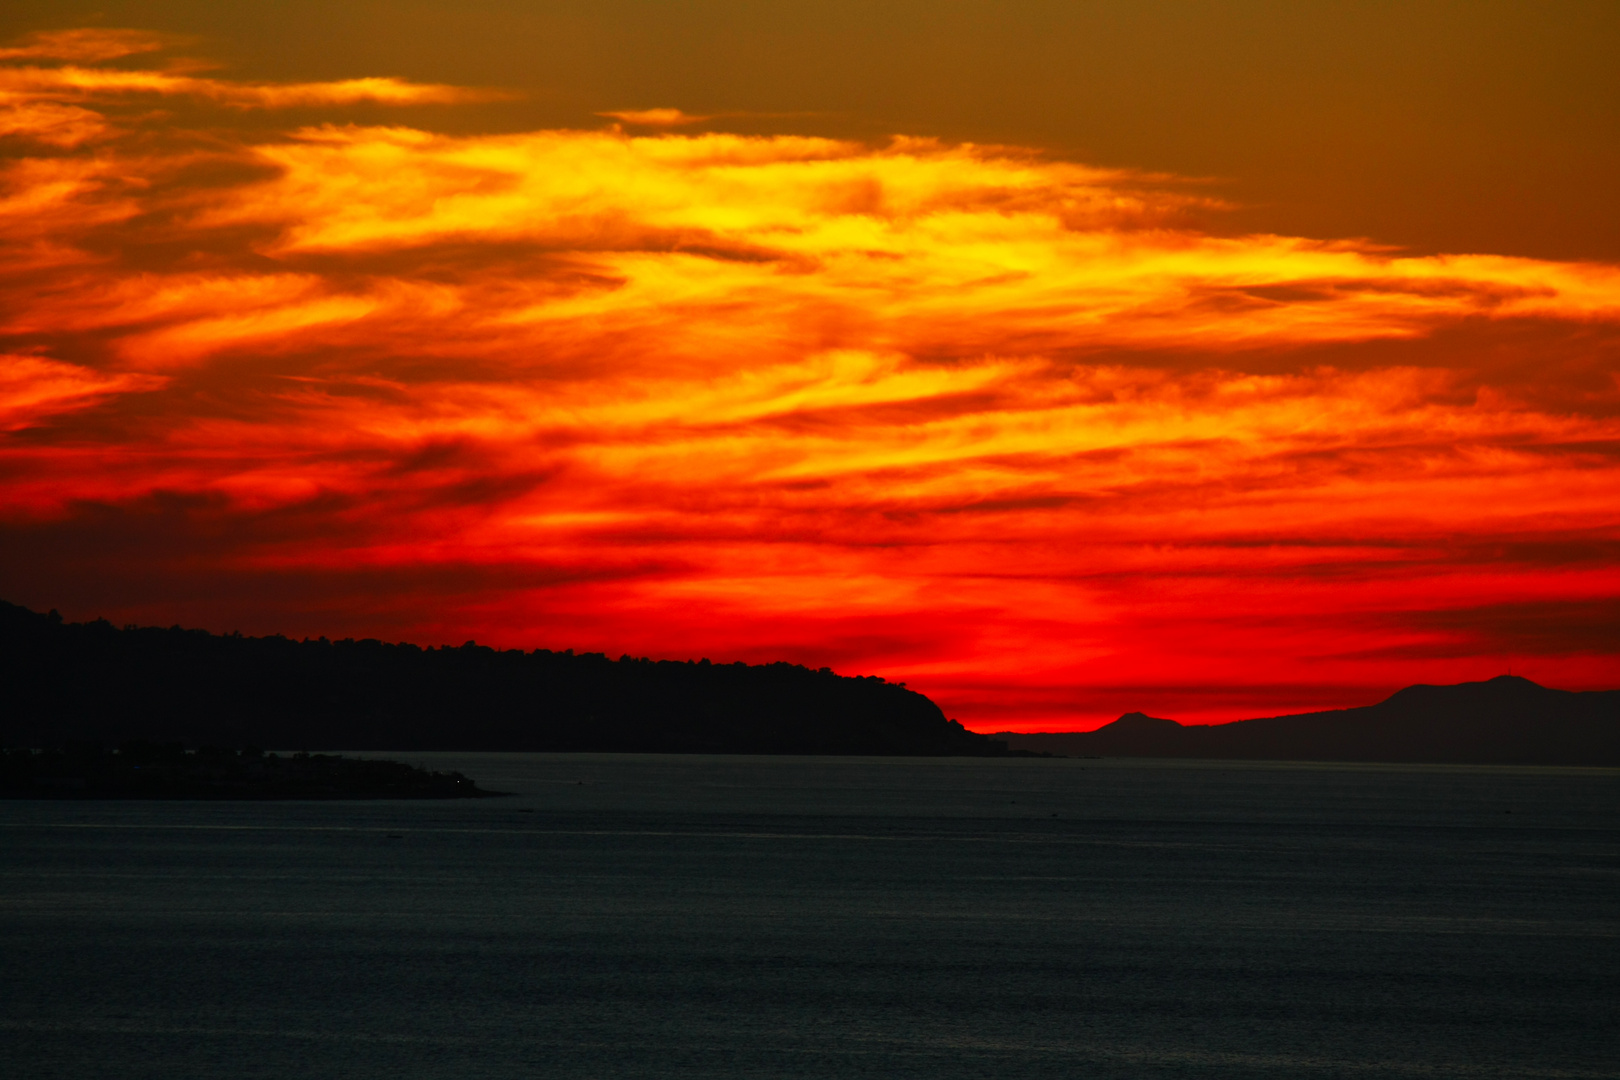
[1,600,998,757]
[0,744,502,800]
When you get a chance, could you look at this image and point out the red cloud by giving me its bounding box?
[2,35,1619,729]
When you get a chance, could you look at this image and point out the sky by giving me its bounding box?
[1,3,1618,731]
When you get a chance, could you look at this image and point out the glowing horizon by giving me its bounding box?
[3,30,1618,731]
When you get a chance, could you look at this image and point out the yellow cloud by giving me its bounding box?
[3,34,1620,725]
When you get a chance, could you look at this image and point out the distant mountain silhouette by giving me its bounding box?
[0,601,1001,756]
[998,677,1620,765]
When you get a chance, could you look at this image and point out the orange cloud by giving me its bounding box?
[0,99,107,146]
[0,28,176,63]
[0,65,503,108]
[599,108,713,127]
[2,36,1619,729]
[0,27,505,148]
[0,355,164,431]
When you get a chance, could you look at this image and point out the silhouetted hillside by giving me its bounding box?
[998,677,1620,765]
[0,602,1000,756]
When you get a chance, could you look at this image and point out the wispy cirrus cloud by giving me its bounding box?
[0,355,165,431]
[0,28,178,63]
[0,64,505,108]
[598,108,713,127]
[0,27,506,150]
[2,32,1619,727]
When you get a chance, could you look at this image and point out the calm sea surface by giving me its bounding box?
[2,755,1617,1079]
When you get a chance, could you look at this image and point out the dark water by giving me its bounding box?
[2,755,1617,1079]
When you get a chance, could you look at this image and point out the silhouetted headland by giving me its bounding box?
[0,601,1001,756]
[998,677,1620,765]
[1,743,496,800]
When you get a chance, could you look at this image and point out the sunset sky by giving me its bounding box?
[2,2,1618,730]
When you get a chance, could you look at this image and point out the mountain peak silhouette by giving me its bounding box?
[999,675,1620,765]
[1105,711,1184,731]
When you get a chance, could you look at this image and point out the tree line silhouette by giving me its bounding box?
[1,601,1003,756]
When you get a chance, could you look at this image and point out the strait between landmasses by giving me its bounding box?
[4,601,1616,764]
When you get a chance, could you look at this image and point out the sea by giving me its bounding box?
[2,754,1617,1079]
